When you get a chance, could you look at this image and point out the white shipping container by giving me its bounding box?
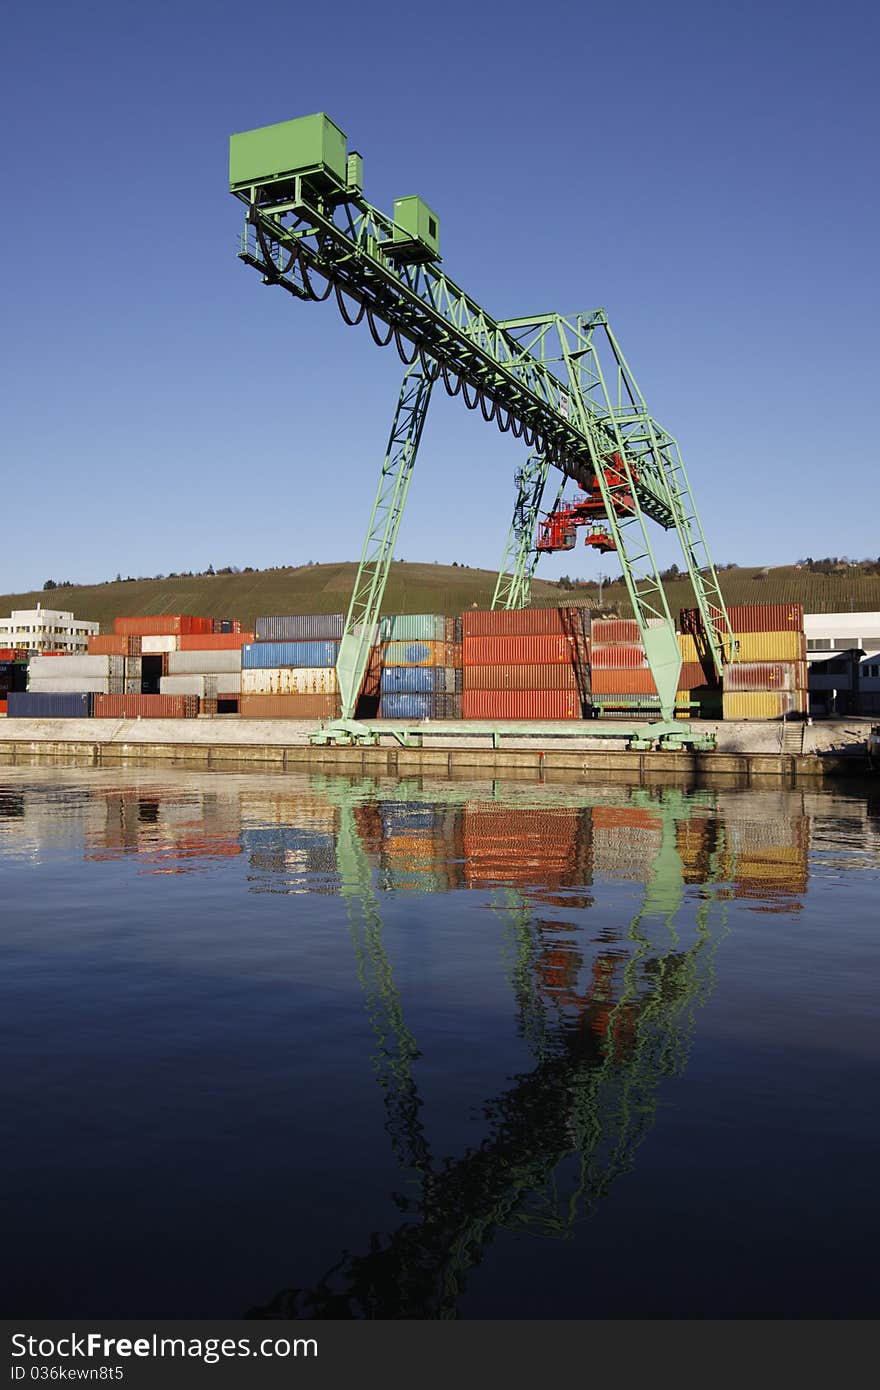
[167,649,242,674]
[141,635,179,654]
[160,675,219,698]
[28,677,123,694]
[240,667,339,695]
[29,654,124,679]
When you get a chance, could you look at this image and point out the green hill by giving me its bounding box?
[2,561,877,634]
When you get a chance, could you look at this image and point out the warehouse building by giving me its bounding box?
[0,605,99,654]
[804,611,880,716]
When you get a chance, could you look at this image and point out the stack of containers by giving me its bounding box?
[27,652,125,697]
[0,649,28,714]
[161,630,253,713]
[461,607,589,720]
[240,615,343,719]
[114,615,216,700]
[680,604,807,719]
[378,614,462,721]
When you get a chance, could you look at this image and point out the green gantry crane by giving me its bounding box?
[229,113,736,736]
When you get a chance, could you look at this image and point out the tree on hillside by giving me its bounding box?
[42,579,57,590]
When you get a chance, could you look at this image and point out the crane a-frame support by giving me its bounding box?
[491,455,564,611]
[336,365,434,721]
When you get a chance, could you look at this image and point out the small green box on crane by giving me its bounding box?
[228,113,347,196]
[390,196,440,263]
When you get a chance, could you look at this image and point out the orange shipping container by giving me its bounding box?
[678,661,706,690]
[178,632,255,650]
[591,619,641,644]
[590,644,648,669]
[88,634,142,657]
[462,664,580,691]
[461,690,582,719]
[590,667,658,695]
[462,606,588,638]
[463,634,585,666]
[238,693,341,719]
[93,694,198,718]
[114,615,215,637]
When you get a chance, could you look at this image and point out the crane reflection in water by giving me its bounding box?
[243,776,740,1320]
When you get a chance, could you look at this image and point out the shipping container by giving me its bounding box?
[114,615,214,637]
[713,603,804,634]
[678,661,707,690]
[88,634,142,656]
[380,666,458,694]
[141,635,179,654]
[241,667,339,695]
[723,661,807,693]
[242,640,339,669]
[462,606,589,638]
[254,614,344,642]
[378,614,446,642]
[461,663,580,691]
[733,631,805,662]
[721,690,797,720]
[0,648,28,662]
[380,639,458,667]
[678,632,700,664]
[178,632,254,651]
[28,677,124,694]
[590,618,642,644]
[238,693,342,719]
[380,691,462,720]
[213,619,242,634]
[166,649,242,675]
[160,675,219,698]
[93,694,199,719]
[590,644,649,670]
[462,634,585,666]
[6,691,93,718]
[461,690,583,720]
[29,654,124,679]
[588,668,659,695]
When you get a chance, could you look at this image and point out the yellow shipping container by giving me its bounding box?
[678,632,700,663]
[733,630,804,662]
[722,690,788,720]
[241,667,339,695]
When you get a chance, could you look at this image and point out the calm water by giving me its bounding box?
[1,763,878,1319]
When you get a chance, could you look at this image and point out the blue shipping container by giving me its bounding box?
[379,692,433,720]
[242,641,340,669]
[381,666,442,694]
[255,614,344,642]
[6,692,94,718]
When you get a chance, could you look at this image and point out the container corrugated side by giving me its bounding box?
[241,640,339,669]
[114,615,214,637]
[734,631,804,662]
[379,692,434,720]
[715,603,804,634]
[678,632,700,663]
[238,693,342,719]
[590,619,642,644]
[241,667,339,695]
[29,654,124,679]
[378,614,446,642]
[677,661,706,690]
[88,634,142,656]
[93,694,198,719]
[178,632,254,651]
[723,661,804,692]
[461,690,582,720]
[721,691,795,720]
[463,634,585,666]
[28,677,123,694]
[380,640,457,667]
[590,668,658,695]
[141,635,179,654]
[0,648,28,661]
[160,675,219,698]
[462,607,589,638]
[254,614,345,642]
[461,664,580,691]
[6,691,94,718]
[167,649,242,674]
[380,666,456,694]
[589,643,648,670]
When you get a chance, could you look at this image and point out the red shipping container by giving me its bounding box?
[722,661,804,692]
[591,668,658,695]
[88,634,142,656]
[461,690,582,720]
[677,661,707,690]
[0,649,28,661]
[93,694,198,718]
[462,635,585,666]
[114,615,215,637]
[462,664,580,691]
[462,607,589,638]
[683,604,804,635]
[178,632,255,650]
[590,643,648,669]
[591,618,641,644]
[0,698,6,715]
[239,693,342,719]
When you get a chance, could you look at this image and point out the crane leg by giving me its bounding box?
[334,364,434,723]
[491,454,560,611]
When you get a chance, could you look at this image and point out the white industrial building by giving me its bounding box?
[0,604,99,654]
[804,611,880,715]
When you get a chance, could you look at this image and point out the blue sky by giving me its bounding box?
[2,0,877,594]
